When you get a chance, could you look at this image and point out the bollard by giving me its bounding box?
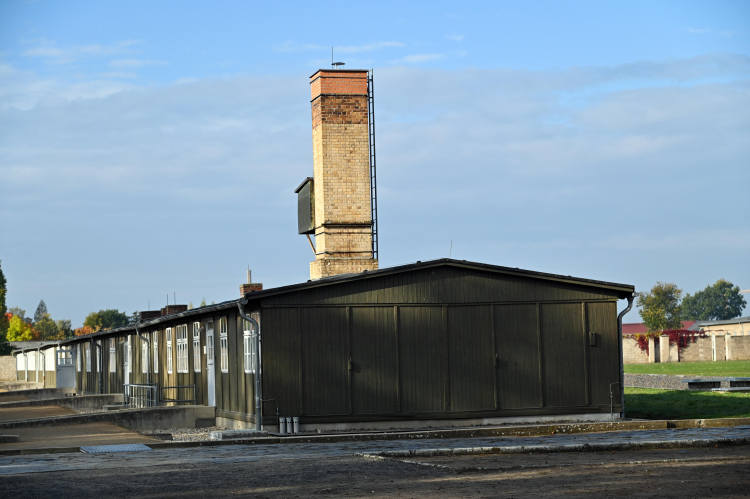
[293,417,300,434]
[279,417,286,434]
[286,417,292,435]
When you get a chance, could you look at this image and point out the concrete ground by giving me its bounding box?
[0,405,75,422]
[0,423,162,451]
[0,445,748,498]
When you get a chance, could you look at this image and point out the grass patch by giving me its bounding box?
[624,360,750,377]
[625,387,750,420]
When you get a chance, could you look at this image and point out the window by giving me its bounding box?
[243,319,257,374]
[109,339,116,373]
[219,317,228,373]
[207,319,214,362]
[141,337,148,374]
[152,332,158,374]
[85,343,91,372]
[96,341,101,372]
[77,345,81,372]
[127,337,132,373]
[193,322,201,372]
[176,324,188,373]
[166,328,173,374]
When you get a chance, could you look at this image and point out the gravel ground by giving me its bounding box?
[624,373,736,390]
[138,426,227,442]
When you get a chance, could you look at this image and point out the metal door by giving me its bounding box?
[206,319,216,406]
[56,349,75,388]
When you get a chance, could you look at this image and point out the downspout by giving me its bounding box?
[134,321,150,385]
[38,347,45,387]
[23,351,28,381]
[617,293,635,419]
[36,347,41,385]
[238,298,262,431]
[94,340,103,394]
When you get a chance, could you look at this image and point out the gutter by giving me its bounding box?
[237,298,262,431]
[617,293,635,419]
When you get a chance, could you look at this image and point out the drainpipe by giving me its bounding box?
[36,347,41,385]
[617,293,635,419]
[238,298,262,431]
[23,351,28,381]
[38,347,45,387]
[134,321,150,385]
[94,340,103,394]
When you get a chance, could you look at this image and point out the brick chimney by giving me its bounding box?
[240,268,263,296]
[307,69,378,280]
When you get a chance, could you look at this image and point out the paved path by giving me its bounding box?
[2,425,749,475]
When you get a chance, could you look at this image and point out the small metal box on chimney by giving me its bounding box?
[295,177,315,235]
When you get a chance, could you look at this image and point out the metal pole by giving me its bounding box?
[238,298,261,431]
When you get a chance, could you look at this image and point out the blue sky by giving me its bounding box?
[1,0,748,326]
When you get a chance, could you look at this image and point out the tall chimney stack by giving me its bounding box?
[306,69,378,280]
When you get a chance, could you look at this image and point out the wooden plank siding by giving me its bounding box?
[257,264,628,424]
[57,262,631,427]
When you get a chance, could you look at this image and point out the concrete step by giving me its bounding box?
[0,394,123,411]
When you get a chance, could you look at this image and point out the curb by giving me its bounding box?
[359,436,750,458]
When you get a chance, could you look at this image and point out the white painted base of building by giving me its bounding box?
[218,413,620,433]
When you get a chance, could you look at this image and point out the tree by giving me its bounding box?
[83,309,130,331]
[637,282,683,333]
[56,319,72,338]
[33,300,49,323]
[35,314,59,341]
[200,298,207,307]
[8,307,25,319]
[681,279,747,321]
[7,314,38,341]
[0,261,10,355]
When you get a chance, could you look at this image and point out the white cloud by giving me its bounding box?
[274,40,404,53]
[447,34,464,42]
[109,59,168,68]
[20,39,142,64]
[99,72,138,79]
[392,53,445,64]
[1,53,748,324]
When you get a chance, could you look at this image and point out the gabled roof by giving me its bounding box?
[239,258,635,301]
[694,316,750,327]
[60,258,634,345]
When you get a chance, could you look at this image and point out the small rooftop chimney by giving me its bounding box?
[240,267,263,296]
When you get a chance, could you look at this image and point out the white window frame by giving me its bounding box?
[109,339,116,373]
[176,324,188,373]
[127,337,132,373]
[77,345,81,372]
[85,343,91,373]
[152,332,158,374]
[219,317,228,373]
[243,319,256,374]
[193,322,201,372]
[166,327,173,374]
